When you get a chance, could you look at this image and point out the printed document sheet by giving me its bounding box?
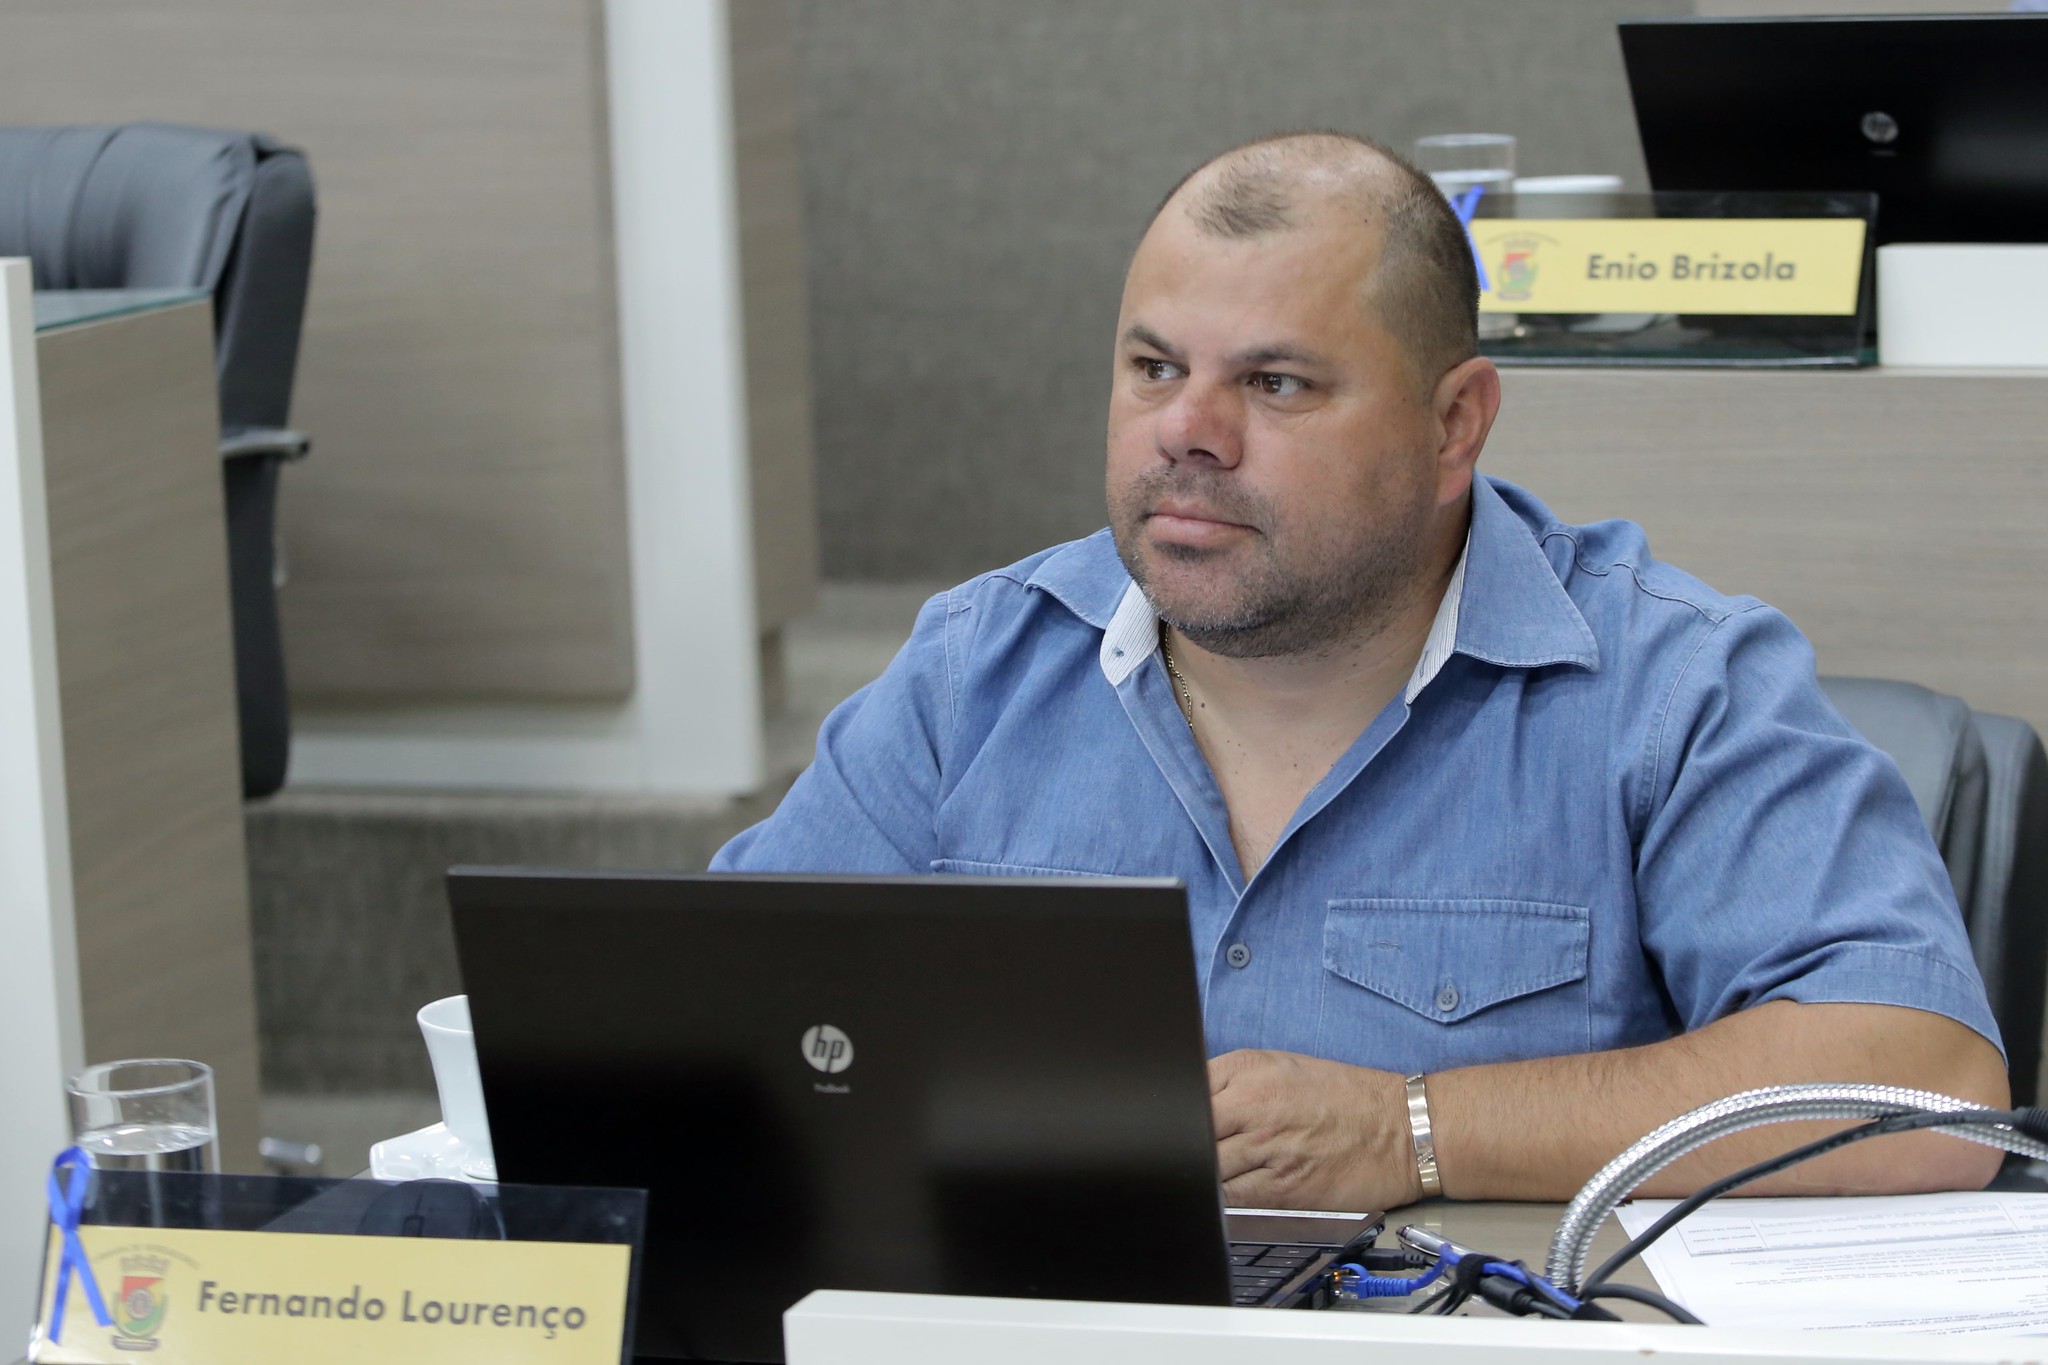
[1616,1193,2048,1335]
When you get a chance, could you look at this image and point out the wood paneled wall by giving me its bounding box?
[1,0,823,704]
[0,0,637,701]
[732,0,821,636]
[1484,368,2048,737]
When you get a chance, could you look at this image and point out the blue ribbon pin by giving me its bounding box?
[1449,183,1493,294]
[45,1146,112,1343]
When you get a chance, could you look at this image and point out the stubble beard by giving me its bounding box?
[1108,467,1435,661]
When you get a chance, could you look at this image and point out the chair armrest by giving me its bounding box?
[220,426,310,462]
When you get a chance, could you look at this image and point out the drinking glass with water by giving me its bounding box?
[1413,133,1517,197]
[1415,134,1518,338]
[68,1059,218,1172]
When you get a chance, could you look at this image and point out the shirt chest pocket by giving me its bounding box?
[1317,899,1591,1070]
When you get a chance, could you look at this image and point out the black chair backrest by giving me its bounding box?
[1971,713,2048,1110]
[1821,675,2048,1104]
[0,122,316,435]
[0,122,317,798]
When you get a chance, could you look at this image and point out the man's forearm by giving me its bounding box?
[1428,1001,2010,1202]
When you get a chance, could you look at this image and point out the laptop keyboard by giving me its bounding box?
[1227,1241,1327,1305]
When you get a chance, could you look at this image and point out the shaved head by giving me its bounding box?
[1153,131,1479,383]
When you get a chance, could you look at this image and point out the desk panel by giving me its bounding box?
[37,299,262,1170]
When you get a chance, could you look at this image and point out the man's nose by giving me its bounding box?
[1156,381,1243,468]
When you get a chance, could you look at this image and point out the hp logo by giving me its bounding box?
[801,1024,854,1074]
[1860,111,1900,146]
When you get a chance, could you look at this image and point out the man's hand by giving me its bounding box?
[1208,1049,1417,1213]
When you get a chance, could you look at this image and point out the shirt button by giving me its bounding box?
[1436,983,1460,1013]
[1225,943,1252,969]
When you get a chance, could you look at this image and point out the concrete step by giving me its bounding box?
[248,580,933,1098]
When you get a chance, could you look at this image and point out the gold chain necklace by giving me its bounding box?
[1158,623,1196,731]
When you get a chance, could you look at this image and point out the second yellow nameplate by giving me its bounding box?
[1474,217,1868,315]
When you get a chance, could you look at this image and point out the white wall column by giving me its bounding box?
[288,0,766,796]
[606,0,765,792]
[0,258,84,1311]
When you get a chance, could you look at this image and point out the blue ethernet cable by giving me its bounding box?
[1333,1255,1448,1299]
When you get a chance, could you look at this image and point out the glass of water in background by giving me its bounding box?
[68,1059,218,1173]
[1415,134,1518,338]
[1413,133,1517,198]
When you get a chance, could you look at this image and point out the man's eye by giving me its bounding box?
[1136,357,1181,382]
[1252,372,1308,397]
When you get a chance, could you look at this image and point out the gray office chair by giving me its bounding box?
[0,122,316,798]
[1819,676,2048,1104]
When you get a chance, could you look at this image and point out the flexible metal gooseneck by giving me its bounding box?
[1545,1083,2048,1293]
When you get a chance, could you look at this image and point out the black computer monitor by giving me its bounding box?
[1621,13,2048,246]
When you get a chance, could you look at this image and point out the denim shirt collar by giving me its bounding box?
[1453,474,1600,675]
[1026,473,1599,686]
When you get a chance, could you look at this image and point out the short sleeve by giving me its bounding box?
[711,591,956,873]
[1633,604,2003,1056]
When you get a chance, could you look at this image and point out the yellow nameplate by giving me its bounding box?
[1474,218,1868,315]
[33,1223,633,1365]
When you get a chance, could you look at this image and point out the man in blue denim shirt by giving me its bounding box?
[715,133,2007,1210]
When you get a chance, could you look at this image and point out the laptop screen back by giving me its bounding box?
[448,869,1232,1363]
[1622,14,2048,246]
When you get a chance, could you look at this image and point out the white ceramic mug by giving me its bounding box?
[417,994,497,1179]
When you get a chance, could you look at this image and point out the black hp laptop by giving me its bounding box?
[1621,13,2048,246]
[447,869,1381,1363]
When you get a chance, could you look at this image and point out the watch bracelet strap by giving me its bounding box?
[1405,1072,1442,1198]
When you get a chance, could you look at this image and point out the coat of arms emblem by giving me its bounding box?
[113,1253,169,1351]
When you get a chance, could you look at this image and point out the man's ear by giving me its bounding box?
[1430,355,1501,507]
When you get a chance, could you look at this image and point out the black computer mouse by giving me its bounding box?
[355,1179,500,1239]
